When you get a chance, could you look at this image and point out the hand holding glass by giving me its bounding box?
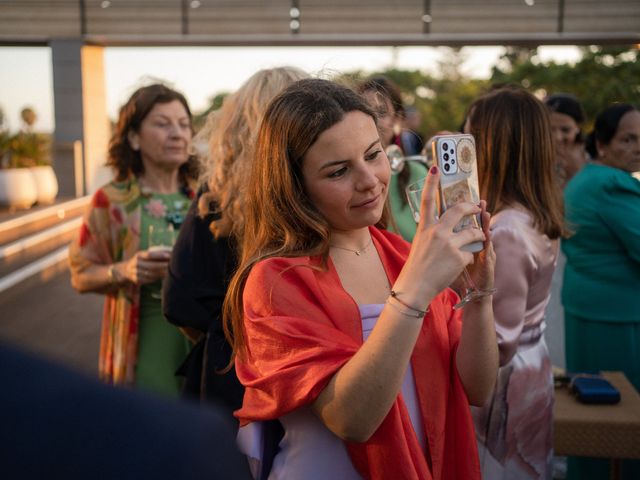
[406,177,496,309]
[147,224,175,299]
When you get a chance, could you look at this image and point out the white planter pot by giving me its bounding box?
[0,168,38,209]
[29,165,59,205]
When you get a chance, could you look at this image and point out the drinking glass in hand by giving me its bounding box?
[148,224,175,299]
[406,177,495,309]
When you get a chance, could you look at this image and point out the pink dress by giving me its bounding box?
[472,205,558,480]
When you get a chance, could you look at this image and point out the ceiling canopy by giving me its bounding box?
[0,0,638,47]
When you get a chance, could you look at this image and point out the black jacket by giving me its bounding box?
[162,187,244,413]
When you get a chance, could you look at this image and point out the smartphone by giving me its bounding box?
[571,375,621,404]
[431,134,483,253]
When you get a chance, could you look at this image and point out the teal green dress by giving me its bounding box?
[388,162,428,241]
[562,163,640,480]
[135,192,190,397]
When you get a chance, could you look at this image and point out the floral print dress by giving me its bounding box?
[135,193,190,396]
[69,177,193,390]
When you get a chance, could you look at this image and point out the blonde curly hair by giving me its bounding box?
[197,66,308,239]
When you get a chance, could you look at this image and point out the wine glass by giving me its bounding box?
[385,144,430,175]
[147,224,175,299]
[406,177,495,309]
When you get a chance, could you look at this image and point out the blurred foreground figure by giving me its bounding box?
[0,341,251,480]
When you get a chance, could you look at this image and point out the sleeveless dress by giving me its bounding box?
[239,304,427,479]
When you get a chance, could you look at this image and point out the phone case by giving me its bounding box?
[431,134,483,253]
[571,376,621,404]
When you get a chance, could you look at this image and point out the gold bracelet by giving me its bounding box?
[389,290,429,316]
[386,298,426,318]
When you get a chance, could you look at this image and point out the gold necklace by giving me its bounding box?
[330,236,373,256]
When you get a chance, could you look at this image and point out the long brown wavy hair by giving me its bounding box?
[107,83,198,184]
[197,67,308,239]
[224,78,388,360]
[467,87,566,239]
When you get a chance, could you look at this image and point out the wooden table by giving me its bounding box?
[554,371,640,480]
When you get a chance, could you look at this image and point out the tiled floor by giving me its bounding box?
[0,269,102,375]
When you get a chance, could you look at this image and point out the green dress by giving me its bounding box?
[562,163,640,480]
[136,192,190,397]
[388,161,428,241]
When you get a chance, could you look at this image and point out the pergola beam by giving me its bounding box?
[0,32,638,48]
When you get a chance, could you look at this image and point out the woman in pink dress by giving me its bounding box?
[465,87,567,480]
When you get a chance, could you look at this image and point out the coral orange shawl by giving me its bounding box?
[235,227,481,480]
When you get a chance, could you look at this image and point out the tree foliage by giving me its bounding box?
[193,92,229,131]
[20,106,37,129]
[381,67,488,138]
[193,45,640,140]
[490,45,640,129]
[337,49,490,140]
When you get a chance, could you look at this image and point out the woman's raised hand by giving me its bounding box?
[465,200,496,292]
[396,166,486,304]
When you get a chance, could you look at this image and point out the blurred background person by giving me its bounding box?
[542,93,586,385]
[562,103,640,480]
[400,105,424,155]
[162,67,308,412]
[69,84,198,396]
[358,76,404,150]
[466,87,566,480]
[544,93,588,187]
[357,76,427,241]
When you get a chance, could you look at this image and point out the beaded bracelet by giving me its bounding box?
[389,290,429,317]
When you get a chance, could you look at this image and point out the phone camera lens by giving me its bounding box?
[443,153,449,161]
[443,163,450,172]
[450,149,455,155]
[442,142,449,151]
[451,158,455,164]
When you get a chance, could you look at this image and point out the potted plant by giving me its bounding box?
[0,137,39,209]
[21,107,58,206]
[0,106,58,209]
[16,131,58,206]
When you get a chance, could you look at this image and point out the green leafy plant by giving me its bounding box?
[6,132,51,168]
[0,130,11,168]
[0,105,52,169]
